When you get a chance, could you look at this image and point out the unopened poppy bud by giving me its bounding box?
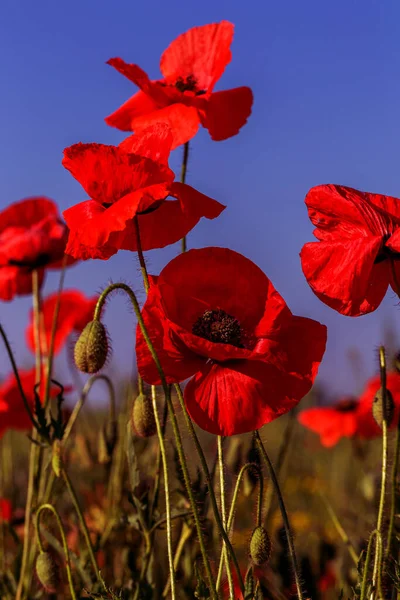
[372,388,395,428]
[132,393,157,438]
[51,440,62,477]
[74,320,108,374]
[36,551,60,592]
[250,526,272,566]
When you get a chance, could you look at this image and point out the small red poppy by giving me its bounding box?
[62,124,225,259]
[298,398,359,447]
[0,197,73,301]
[0,368,71,438]
[26,290,97,356]
[301,184,400,316]
[136,247,327,436]
[299,372,400,446]
[105,21,253,148]
[0,498,12,523]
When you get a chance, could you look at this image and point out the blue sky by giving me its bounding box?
[1,0,400,401]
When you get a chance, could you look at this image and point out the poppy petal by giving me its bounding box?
[184,358,318,436]
[298,407,357,447]
[200,87,253,141]
[120,182,224,252]
[301,237,388,316]
[105,90,160,131]
[0,197,59,230]
[157,247,272,331]
[131,103,200,149]
[160,21,234,92]
[0,266,45,301]
[62,143,173,205]
[305,185,375,242]
[119,123,173,164]
[136,279,204,385]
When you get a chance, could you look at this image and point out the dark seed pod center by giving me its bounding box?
[192,309,243,348]
[336,398,358,413]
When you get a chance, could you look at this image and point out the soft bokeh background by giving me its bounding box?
[1,0,400,399]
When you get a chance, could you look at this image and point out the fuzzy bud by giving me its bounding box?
[250,526,272,566]
[395,352,400,374]
[74,320,108,374]
[372,388,395,428]
[132,393,157,438]
[36,551,60,592]
[51,440,62,477]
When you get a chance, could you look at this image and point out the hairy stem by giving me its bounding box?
[218,436,234,598]
[255,430,304,600]
[35,503,77,600]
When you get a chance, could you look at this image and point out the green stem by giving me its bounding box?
[61,468,104,587]
[174,383,244,595]
[34,503,77,600]
[180,141,190,253]
[318,490,358,565]
[216,462,262,590]
[218,436,234,598]
[93,283,216,598]
[386,414,400,559]
[372,347,389,591]
[150,384,176,598]
[134,216,149,293]
[255,430,304,600]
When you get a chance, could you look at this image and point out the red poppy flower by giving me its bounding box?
[299,372,400,446]
[136,247,327,436]
[26,290,97,356]
[62,124,224,260]
[298,398,359,447]
[301,185,400,316]
[105,21,253,148]
[0,498,12,523]
[0,197,74,301]
[0,368,71,438]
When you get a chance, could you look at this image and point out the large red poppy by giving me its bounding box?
[0,197,73,301]
[62,124,224,259]
[0,368,71,438]
[105,21,253,149]
[136,247,327,436]
[26,290,97,356]
[301,185,400,316]
[299,372,400,446]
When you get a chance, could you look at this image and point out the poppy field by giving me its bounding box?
[1,16,400,600]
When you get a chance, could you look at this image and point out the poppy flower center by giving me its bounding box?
[174,74,206,96]
[336,398,358,412]
[192,309,244,347]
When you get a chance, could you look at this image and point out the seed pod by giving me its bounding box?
[132,393,157,438]
[372,388,395,428]
[74,320,108,374]
[250,526,272,566]
[36,551,60,592]
[51,440,62,477]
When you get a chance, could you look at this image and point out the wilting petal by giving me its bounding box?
[160,21,234,92]
[301,236,388,316]
[200,87,253,141]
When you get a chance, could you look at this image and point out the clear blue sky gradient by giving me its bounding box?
[1,0,400,401]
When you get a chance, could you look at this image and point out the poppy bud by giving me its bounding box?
[36,551,60,592]
[74,320,108,374]
[132,393,157,438]
[250,526,272,566]
[372,388,395,428]
[51,440,62,477]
